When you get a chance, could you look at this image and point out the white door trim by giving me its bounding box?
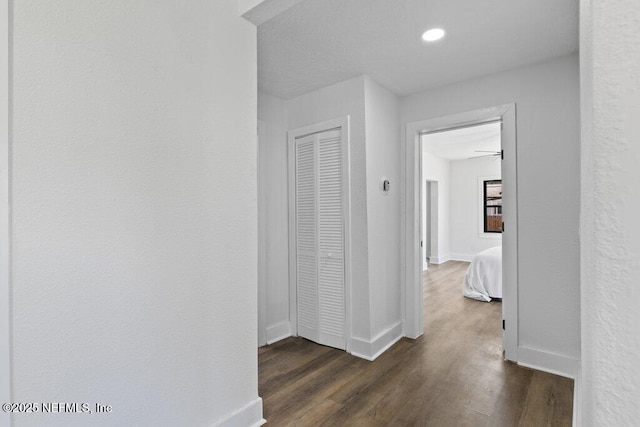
[402,104,519,362]
[1,0,10,423]
[257,119,267,347]
[287,116,352,352]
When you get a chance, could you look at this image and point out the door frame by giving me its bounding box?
[287,116,352,352]
[257,119,267,347]
[402,104,519,362]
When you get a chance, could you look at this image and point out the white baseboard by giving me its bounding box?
[430,254,450,264]
[351,321,403,361]
[213,397,265,427]
[449,253,474,262]
[266,320,292,345]
[517,346,578,379]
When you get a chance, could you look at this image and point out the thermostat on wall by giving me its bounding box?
[382,177,390,194]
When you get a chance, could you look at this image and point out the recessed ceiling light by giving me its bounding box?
[422,28,445,42]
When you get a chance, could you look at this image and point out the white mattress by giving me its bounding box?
[463,246,502,302]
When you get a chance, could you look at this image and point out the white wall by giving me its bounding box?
[261,75,403,358]
[403,53,581,376]
[421,154,502,267]
[0,0,8,419]
[422,152,450,264]
[285,76,372,344]
[579,0,640,424]
[363,77,402,344]
[11,1,262,426]
[257,92,291,343]
[449,157,502,261]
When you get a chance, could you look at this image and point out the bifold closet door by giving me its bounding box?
[294,128,345,350]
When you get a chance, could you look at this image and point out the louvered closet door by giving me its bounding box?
[295,134,319,343]
[295,128,345,350]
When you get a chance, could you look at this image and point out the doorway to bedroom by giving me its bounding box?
[416,114,513,361]
[421,121,502,293]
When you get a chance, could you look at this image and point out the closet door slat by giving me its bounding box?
[295,135,319,342]
[318,130,345,349]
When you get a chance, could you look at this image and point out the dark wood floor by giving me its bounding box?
[259,261,573,426]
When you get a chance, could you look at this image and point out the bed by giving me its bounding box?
[463,246,502,302]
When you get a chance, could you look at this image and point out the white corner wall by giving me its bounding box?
[403,53,581,377]
[257,92,291,344]
[11,1,262,426]
[579,0,640,424]
[269,75,403,359]
[285,76,372,344]
[422,152,450,264]
[363,77,402,349]
[449,157,502,261]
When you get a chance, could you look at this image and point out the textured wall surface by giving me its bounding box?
[11,1,260,425]
[0,1,8,423]
[580,0,640,424]
[402,54,581,372]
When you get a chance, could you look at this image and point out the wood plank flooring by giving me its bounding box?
[259,261,573,426]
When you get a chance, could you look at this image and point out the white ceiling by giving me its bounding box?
[258,0,579,99]
[422,122,501,161]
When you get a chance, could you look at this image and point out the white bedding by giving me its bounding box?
[463,246,502,302]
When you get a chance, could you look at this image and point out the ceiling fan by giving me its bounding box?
[468,150,501,160]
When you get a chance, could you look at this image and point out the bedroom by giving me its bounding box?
[421,121,504,304]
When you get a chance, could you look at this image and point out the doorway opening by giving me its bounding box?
[403,104,518,362]
[420,121,504,350]
[421,121,502,268]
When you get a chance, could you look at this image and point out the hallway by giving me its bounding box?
[259,261,573,425]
